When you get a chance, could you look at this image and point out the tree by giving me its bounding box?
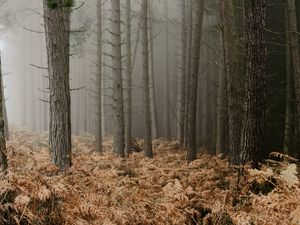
[149,0,158,139]
[111,0,125,157]
[43,0,73,170]
[177,0,186,146]
[186,0,204,161]
[219,0,243,164]
[125,0,132,155]
[0,54,7,174]
[240,0,266,168]
[1,68,8,140]
[96,0,103,153]
[141,0,153,158]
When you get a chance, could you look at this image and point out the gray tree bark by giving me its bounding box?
[111,0,125,157]
[149,1,158,139]
[186,0,204,161]
[125,0,132,155]
[43,0,72,170]
[141,0,153,158]
[0,68,8,140]
[240,0,266,168]
[96,0,103,153]
[0,55,7,174]
[177,0,186,146]
[219,0,243,164]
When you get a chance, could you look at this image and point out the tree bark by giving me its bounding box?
[111,0,125,157]
[125,0,132,155]
[219,0,243,164]
[149,1,158,139]
[43,0,72,170]
[177,0,186,146]
[141,0,153,158]
[186,0,204,161]
[240,0,266,168]
[96,0,103,153]
[287,0,300,153]
[0,55,7,174]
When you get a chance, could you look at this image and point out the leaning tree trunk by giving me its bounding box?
[287,0,300,151]
[177,0,186,146]
[111,0,125,157]
[0,55,7,174]
[96,0,103,153]
[141,0,153,158]
[164,0,171,139]
[149,0,158,139]
[219,0,243,164]
[186,0,204,161]
[240,0,266,168]
[43,0,72,170]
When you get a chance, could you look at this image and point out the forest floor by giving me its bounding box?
[0,128,299,225]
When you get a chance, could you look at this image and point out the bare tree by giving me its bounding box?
[141,0,153,158]
[0,55,7,174]
[96,0,103,153]
[111,0,125,157]
[240,0,266,168]
[177,0,186,146]
[43,0,72,170]
[186,0,204,161]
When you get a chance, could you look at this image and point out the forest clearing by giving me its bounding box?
[0,128,298,225]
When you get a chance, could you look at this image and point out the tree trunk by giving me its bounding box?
[96,0,103,153]
[43,0,72,170]
[177,0,186,146]
[149,1,158,139]
[141,0,153,158]
[0,55,7,174]
[219,0,243,164]
[240,0,266,168]
[125,0,132,155]
[186,0,204,161]
[164,0,171,139]
[1,70,8,140]
[287,0,300,153]
[111,0,125,157]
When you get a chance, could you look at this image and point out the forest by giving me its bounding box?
[0,0,298,224]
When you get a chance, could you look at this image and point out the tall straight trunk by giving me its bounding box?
[96,0,103,153]
[240,0,266,168]
[216,35,227,154]
[111,0,125,157]
[0,55,7,174]
[141,0,153,158]
[219,0,243,164]
[149,1,158,139]
[43,0,72,170]
[184,0,193,148]
[1,71,8,140]
[125,0,132,155]
[287,0,300,151]
[164,0,171,139]
[186,0,204,161]
[177,0,186,146]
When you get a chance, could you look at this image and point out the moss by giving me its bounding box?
[47,0,74,9]
[47,0,58,9]
[63,0,74,8]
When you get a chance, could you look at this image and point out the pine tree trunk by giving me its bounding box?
[240,0,266,168]
[177,0,186,146]
[186,0,204,161]
[43,0,72,170]
[164,0,171,139]
[219,0,243,164]
[141,0,153,158]
[1,71,8,140]
[0,55,7,174]
[125,0,132,155]
[96,0,103,153]
[111,0,125,157]
[287,0,300,152]
[149,1,158,139]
